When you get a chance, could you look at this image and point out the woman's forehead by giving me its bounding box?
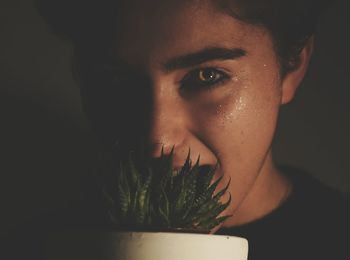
[121,0,211,12]
[118,0,216,29]
[114,0,268,67]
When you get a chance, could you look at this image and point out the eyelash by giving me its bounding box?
[179,67,231,91]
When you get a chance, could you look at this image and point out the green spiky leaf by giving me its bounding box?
[102,145,232,233]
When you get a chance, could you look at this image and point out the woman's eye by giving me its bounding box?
[180,68,230,91]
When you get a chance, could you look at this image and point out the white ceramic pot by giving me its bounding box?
[113,232,249,260]
[46,231,248,260]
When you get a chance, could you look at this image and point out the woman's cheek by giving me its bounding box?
[188,65,281,153]
[202,73,280,155]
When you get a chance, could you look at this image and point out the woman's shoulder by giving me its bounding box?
[217,166,349,259]
[279,165,349,211]
[279,165,349,237]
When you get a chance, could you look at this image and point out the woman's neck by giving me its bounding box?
[221,151,293,228]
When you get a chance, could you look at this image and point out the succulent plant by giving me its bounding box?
[102,145,232,233]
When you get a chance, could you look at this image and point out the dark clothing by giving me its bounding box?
[216,166,350,260]
[2,166,349,260]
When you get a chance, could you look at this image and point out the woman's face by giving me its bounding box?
[85,0,287,225]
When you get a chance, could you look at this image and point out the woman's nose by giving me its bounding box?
[145,83,187,158]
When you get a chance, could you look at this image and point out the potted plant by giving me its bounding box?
[99,145,249,260]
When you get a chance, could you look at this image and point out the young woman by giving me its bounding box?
[5,0,349,259]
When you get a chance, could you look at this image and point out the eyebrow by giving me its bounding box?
[163,47,246,72]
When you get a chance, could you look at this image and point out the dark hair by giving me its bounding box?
[36,0,333,76]
[218,0,333,75]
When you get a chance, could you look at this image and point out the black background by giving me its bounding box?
[1,0,349,233]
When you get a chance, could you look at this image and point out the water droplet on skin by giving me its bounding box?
[236,96,246,111]
[231,76,239,82]
[216,104,223,115]
[224,111,234,123]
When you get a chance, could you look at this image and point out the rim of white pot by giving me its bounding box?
[111,231,249,260]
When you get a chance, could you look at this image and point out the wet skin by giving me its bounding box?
[81,0,313,229]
